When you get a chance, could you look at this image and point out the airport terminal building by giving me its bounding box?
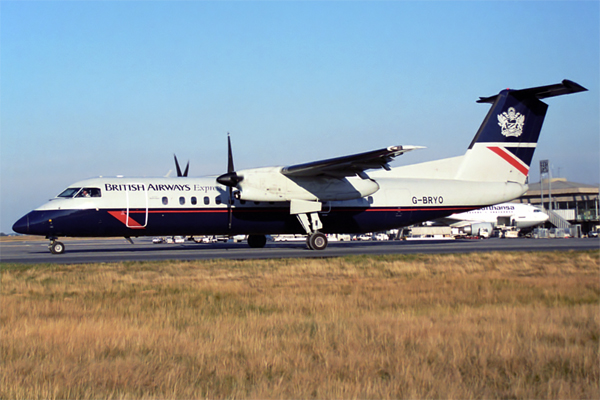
[514,178,599,233]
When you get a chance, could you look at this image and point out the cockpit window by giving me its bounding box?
[57,187,102,198]
[57,188,81,198]
[76,188,102,198]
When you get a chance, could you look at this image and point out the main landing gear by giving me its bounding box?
[48,239,65,254]
[291,200,328,251]
[306,232,328,251]
[247,234,267,248]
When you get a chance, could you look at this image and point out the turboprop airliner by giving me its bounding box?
[12,80,586,253]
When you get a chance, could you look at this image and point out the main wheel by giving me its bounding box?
[49,241,65,254]
[308,232,328,250]
[247,234,267,248]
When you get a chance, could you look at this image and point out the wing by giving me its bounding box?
[281,145,424,178]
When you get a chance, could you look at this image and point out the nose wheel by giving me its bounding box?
[49,240,65,254]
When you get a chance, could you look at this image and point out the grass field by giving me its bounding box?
[1,251,599,399]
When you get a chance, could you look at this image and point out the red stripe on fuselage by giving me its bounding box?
[488,146,529,175]
[108,210,145,229]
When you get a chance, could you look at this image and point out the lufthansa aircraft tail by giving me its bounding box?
[454,79,587,183]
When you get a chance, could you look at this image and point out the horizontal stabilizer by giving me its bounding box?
[477,79,587,104]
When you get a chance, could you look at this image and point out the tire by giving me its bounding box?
[308,232,328,250]
[247,234,267,248]
[49,241,65,254]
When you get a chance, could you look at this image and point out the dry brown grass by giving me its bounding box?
[1,251,599,399]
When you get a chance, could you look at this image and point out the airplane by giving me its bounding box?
[12,80,587,254]
[440,202,549,234]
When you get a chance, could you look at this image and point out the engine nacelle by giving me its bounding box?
[232,167,380,202]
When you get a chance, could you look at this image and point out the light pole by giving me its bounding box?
[540,160,548,209]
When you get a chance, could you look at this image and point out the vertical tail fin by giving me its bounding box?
[455,80,587,183]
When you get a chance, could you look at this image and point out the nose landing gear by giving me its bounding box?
[48,239,65,254]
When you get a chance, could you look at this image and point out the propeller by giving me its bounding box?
[216,134,243,229]
[216,136,243,187]
[174,154,189,177]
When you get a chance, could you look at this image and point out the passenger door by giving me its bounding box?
[125,183,149,228]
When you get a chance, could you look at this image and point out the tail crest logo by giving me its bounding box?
[497,107,525,137]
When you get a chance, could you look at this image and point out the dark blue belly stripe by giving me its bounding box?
[19,205,477,237]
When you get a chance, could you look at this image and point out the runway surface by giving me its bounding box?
[1,237,598,264]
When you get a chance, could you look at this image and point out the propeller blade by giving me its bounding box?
[174,154,183,177]
[223,133,236,230]
[217,133,243,186]
[228,187,233,230]
[227,133,235,173]
[174,154,189,177]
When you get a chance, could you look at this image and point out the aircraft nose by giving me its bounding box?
[12,211,52,235]
[12,214,30,234]
[542,214,550,222]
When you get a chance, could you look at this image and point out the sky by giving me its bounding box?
[1,0,598,234]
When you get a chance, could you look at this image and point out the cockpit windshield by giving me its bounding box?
[57,187,102,198]
[57,188,81,198]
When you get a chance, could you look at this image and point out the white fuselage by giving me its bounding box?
[445,203,549,229]
[15,171,528,239]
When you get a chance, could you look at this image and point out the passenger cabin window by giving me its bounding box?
[162,197,168,205]
[191,197,197,205]
[76,188,101,198]
[204,196,210,205]
[179,196,185,205]
[216,197,222,205]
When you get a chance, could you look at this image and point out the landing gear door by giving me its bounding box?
[125,183,149,228]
